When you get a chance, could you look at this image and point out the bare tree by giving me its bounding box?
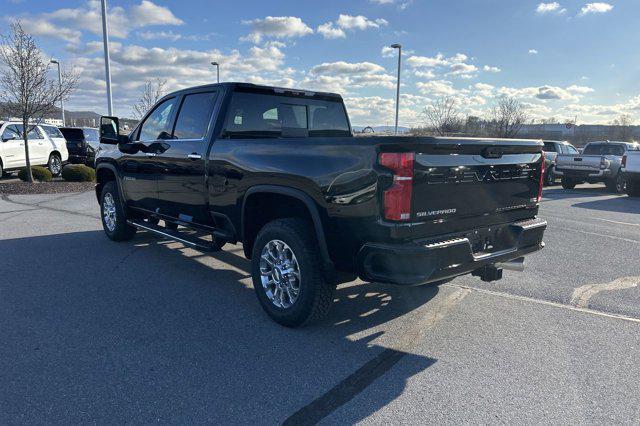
[611,114,633,141]
[0,21,78,182]
[133,79,167,119]
[487,97,528,138]
[422,96,463,136]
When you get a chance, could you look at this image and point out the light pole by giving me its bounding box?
[50,59,65,126]
[101,0,114,116]
[211,62,220,83]
[391,43,402,135]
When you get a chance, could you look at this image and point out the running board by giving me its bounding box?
[127,220,222,252]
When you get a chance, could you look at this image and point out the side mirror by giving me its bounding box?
[100,116,120,145]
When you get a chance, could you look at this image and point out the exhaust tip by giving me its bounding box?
[495,257,525,272]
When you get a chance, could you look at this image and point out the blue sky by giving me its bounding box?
[3,0,637,126]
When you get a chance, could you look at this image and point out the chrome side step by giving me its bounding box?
[127,220,221,252]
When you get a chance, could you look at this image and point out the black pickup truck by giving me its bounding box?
[96,82,547,327]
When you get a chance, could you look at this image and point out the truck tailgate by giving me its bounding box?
[411,149,542,224]
[555,154,602,172]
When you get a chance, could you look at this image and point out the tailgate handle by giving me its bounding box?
[482,147,503,159]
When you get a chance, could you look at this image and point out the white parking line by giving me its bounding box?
[446,284,640,324]
[548,225,640,244]
[570,277,640,309]
[595,218,640,227]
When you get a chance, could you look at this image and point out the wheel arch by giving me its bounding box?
[95,163,122,202]
[241,185,333,273]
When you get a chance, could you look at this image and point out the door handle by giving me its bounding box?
[187,154,202,160]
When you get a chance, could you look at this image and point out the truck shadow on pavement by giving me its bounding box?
[0,229,439,424]
[542,186,611,200]
[572,196,640,214]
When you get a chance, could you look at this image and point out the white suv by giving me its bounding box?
[0,122,69,177]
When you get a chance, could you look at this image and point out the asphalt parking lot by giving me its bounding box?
[1,184,639,423]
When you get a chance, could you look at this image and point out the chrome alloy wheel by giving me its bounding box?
[50,156,62,175]
[103,192,117,232]
[260,239,301,309]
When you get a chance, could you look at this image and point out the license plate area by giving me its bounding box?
[465,225,515,255]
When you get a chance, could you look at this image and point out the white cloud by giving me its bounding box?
[306,61,396,91]
[483,65,501,73]
[414,70,436,79]
[536,2,566,14]
[241,16,313,43]
[336,14,388,30]
[318,14,388,39]
[529,49,539,54]
[317,23,345,39]
[566,85,595,94]
[416,80,457,96]
[579,2,613,15]
[406,53,450,68]
[449,63,478,76]
[17,0,183,43]
[381,46,396,58]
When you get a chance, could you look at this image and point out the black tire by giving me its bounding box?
[606,173,626,194]
[544,166,555,186]
[561,178,576,190]
[626,179,640,197]
[100,181,136,241]
[165,220,179,230]
[251,218,333,327]
[0,161,4,178]
[47,154,62,177]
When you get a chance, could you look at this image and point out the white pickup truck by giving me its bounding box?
[622,151,640,197]
[555,141,640,193]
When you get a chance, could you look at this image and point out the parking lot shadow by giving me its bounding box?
[0,230,439,424]
[572,196,640,214]
[542,185,610,200]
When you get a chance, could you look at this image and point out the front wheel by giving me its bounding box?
[251,218,333,327]
[100,181,136,241]
[561,178,576,190]
[47,154,62,177]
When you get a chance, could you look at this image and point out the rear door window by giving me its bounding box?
[543,142,557,152]
[173,92,218,140]
[138,98,176,141]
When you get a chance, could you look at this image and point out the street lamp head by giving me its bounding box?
[211,61,219,66]
[390,44,401,49]
[50,59,59,65]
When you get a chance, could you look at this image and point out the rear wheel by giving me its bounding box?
[606,173,626,193]
[561,178,576,190]
[251,218,333,327]
[100,181,136,241]
[47,154,62,177]
[627,179,640,197]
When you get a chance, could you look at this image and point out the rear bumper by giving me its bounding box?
[356,218,547,286]
[555,169,611,180]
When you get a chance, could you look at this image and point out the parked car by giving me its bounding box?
[95,83,547,327]
[0,122,68,177]
[622,151,640,197]
[555,141,640,192]
[60,127,100,167]
[542,140,579,186]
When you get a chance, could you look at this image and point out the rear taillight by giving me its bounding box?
[379,152,414,221]
[537,151,545,203]
[622,154,627,169]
